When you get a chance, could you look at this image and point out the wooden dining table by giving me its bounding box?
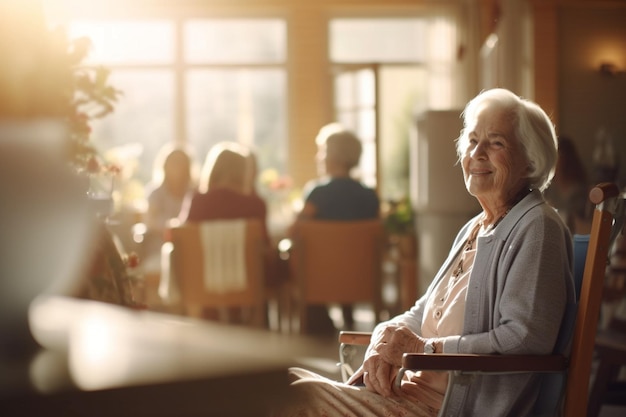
[1,295,333,417]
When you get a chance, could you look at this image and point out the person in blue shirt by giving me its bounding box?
[293,123,380,334]
[297,123,379,222]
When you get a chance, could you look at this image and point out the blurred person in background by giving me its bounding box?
[545,136,592,235]
[289,123,380,335]
[141,144,196,272]
[179,141,277,324]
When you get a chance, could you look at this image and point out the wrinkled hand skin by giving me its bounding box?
[355,325,426,397]
[374,325,424,367]
[363,352,397,397]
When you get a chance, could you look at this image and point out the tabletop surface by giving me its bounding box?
[1,295,336,417]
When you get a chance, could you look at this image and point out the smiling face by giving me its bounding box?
[461,102,530,213]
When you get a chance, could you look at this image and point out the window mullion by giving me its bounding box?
[175,17,186,146]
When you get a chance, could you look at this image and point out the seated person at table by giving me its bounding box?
[181,141,270,236]
[296,123,379,221]
[272,88,575,417]
[291,123,380,334]
[142,144,195,272]
[179,141,275,323]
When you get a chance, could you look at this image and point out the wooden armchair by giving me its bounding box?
[587,194,626,417]
[287,219,385,334]
[164,219,269,327]
[589,316,626,416]
[338,183,625,416]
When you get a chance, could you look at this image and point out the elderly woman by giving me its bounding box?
[274,88,575,416]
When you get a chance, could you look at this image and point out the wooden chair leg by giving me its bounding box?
[186,304,203,319]
[252,305,267,328]
[284,285,295,334]
[143,272,162,309]
[299,302,308,335]
[588,355,622,417]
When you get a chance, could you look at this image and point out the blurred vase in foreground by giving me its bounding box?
[0,121,95,355]
[0,2,120,355]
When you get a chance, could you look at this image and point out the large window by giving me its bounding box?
[186,69,286,176]
[332,68,377,188]
[184,19,287,182]
[329,16,458,200]
[68,18,287,209]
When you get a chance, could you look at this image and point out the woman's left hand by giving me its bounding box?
[362,351,398,397]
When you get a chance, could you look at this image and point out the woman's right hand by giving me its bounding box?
[373,325,423,367]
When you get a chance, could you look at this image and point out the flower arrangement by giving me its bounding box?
[383,197,415,236]
[257,168,301,229]
[383,198,417,261]
[0,2,122,172]
[67,43,122,173]
[258,168,298,207]
[83,155,122,217]
[0,3,141,314]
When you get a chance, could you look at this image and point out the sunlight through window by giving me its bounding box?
[69,20,174,65]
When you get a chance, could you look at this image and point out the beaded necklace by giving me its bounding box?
[451,188,532,280]
[452,209,510,279]
[450,188,531,280]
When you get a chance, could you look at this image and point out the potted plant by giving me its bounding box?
[383,197,417,257]
[382,197,418,311]
[0,2,124,354]
[0,2,121,171]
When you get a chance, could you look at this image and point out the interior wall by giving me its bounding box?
[558,4,626,187]
[490,0,533,98]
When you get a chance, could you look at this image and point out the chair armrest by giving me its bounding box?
[337,331,373,382]
[402,353,568,373]
[338,331,372,346]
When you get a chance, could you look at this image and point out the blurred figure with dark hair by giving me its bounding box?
[141,144,196,273]
[545,136,592,234]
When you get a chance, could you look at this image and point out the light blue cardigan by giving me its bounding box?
[380,190,576,416]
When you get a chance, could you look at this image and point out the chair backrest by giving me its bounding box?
[563,182,623,415]
[533,233,589,414]
[572,234,590,301]
[169,219,267,325]
[291,220,385,328]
